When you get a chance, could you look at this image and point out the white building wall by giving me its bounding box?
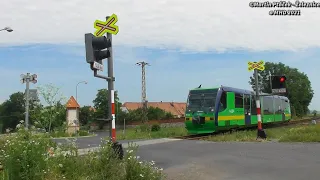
[67,109,77,125]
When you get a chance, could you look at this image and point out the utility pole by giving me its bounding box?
[20,73,37,129]
[136,61,150,123]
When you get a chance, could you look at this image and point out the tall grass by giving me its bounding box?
[117,125,188,140]
[0,122,165,180]
[206,124,320,142]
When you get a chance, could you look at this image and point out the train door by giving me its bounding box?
[243,94,251,125]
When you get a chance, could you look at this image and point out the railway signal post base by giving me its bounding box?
[111,141,124,160]
[256,129,267,140]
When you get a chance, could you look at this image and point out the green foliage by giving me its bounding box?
[278,124,320,142]
[205,123,320,142]
[32,84,67,132]
[0,122,165,180]
[79,106,95,125]
[138,124,151,133]
[249,62,314,117]
[0,92,30,132]
[118,127,188,140]
[92,89,121,119]
[151,123,161,132]
[118,107,175,123]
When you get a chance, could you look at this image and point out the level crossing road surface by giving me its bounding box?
[52,131,144,149]
[134,140,320,180]
[51,133,320,180]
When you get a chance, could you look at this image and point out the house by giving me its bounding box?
[121,101,187,118]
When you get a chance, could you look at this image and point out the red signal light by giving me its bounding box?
[279,76,286,82]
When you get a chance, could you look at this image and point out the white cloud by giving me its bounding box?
[1,0,320,52]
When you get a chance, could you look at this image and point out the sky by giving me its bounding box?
[0,0,319,110]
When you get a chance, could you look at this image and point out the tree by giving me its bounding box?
[92,89,121,119]
[79,106,95,125]
[33,84,67,132]
[0,92,26,132]
[249,62,314,117]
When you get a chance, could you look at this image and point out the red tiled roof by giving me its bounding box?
[66,96,80,108]
[122,102,186,117]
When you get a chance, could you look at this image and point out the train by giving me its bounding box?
[184,85,292,134]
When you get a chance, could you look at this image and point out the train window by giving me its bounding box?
[262,96,274,115]
[250,96,257,115]
[281,99,288,112]
[274,98,282,114]
[219,91,227,112]
[235,93,243,108]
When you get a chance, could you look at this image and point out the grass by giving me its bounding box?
[0,122,165,180]
[116,116,320,142]
[117,125,188,140]
[206,123,320,142]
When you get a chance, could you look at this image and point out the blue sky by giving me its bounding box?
[0,44,319,110]
[1,0,320,110]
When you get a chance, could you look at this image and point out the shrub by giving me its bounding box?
[0,121,165,180]
[78,130,89,136]
[151,124,161,132]
[139,124,151,132]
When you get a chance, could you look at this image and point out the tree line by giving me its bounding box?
[0,85,174,133]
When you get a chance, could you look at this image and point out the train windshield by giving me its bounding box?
[186,89,218,113]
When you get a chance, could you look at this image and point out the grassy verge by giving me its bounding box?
[1,130,96,139]
[0,122,165,180]
[206,123,320,142]
[115,116,319,141]
[117,125,188,140]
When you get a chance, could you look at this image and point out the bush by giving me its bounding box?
[0,121,165,180]
[151,124,161,132]
[78,130,89,136]
[137,124,151,133]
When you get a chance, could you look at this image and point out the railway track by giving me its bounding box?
[173,116,319,140]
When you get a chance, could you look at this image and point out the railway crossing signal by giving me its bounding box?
[84,14,123,159]
[94,14,119,36]
[247,60,267,140]
[248,60,265,71]
[271,75,287,94]
[85,33,111,71]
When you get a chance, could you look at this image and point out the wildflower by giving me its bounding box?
[140,174,144,177]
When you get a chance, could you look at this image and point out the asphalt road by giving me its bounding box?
[52,131,144,149]
[135,140,320,180]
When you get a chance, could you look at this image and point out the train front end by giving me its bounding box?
[184,88,219,134]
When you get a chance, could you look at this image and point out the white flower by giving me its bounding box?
[140,174,144,177]
[16,124,21,129]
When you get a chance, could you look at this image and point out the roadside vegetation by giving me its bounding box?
[205,122,320,142]
[117,124,187,140]
[0,122,165,180]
